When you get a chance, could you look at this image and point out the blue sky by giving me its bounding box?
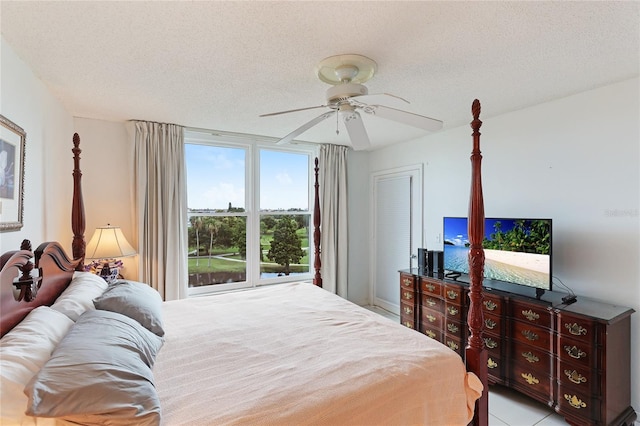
[444,217,549,246]
[185,144,308,211]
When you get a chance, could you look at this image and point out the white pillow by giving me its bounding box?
[0,306,74,425]
[50,271,108,321]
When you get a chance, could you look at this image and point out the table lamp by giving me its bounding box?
[85,224,136,282]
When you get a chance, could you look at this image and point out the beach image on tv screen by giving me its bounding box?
[443,218,551,289]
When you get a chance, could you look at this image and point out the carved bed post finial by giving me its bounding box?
[14,239,41,302]
[20,239,32,251]
[466,99,488,426]
[71,133,86,269]
[313,157,322,287]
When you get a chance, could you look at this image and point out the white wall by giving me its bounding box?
[364,77,640,416]
[1,37,136,276]
[0,37,74,252]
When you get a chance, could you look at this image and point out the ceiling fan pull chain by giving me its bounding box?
[335,110,340,135]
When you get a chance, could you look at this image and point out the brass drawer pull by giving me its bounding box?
[425,283,435,292]
[403,306,413,315]
[424,329,436,339]
[446,290,458,300]
[522,309,539,321]
[564,394,587,409]
[483,300,497,311]
[447,306,459,315]
[485,318,497,330]
[426,298,436,307]
[484,337,498,349]
[522,351,539,363]
[447,323,459,333]
[488,358,498,369]
[521,372,539,385]
[403,291,413,300]
[402,278,412,286]
[403,321,412,328]
[522,329,539,341]
[426,314,436,323]
[447,340,459,351]
[564,345,587,359]
[564,369,587,385]
[565,322,587,336]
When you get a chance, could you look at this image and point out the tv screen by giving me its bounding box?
[443,217,552,291]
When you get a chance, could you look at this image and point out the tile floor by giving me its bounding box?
[364,306,568,426]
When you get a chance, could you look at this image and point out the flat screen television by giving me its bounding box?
[443,217,552,291]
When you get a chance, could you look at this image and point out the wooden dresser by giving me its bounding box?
[399,269,636,426]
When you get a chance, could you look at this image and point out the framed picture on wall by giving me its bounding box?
[0,114,26,232]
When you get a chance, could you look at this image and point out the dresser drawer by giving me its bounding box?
[557,312,599,343]
[401,287,416,303]
[558,335,597,369]
[511,320,553,352]
[400,301,416,318]
[483,312,502,333]
[400,273,415,290]
[401,317,416,330]
[510,361,553,404]
[511,340,553,375]
[421,294,444,312]
[400,301,416,328]
[485,334,502,363]
[482,333,501,352]
[445,302,464,320]
[444,284,464,305]
[420,277,442,297]
[444,335,464,357]
[511,300,552,328]
[557,384,600,423]
[421,309,443,329]
[445,318,465,338]
[558,360,597,394]
[421,325,442,342]
[487,354,504,383]
[482,293,504,316]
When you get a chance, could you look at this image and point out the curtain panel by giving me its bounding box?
[319,144,348,297]
[133,121,188,301]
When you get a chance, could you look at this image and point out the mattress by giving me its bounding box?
[153,282,482,425]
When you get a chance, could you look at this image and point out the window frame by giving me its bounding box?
[184,129,317,297]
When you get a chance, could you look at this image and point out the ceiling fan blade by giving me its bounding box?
[275,111,334,145]
[357,92,410,104]
[260,105,328,117]
[367,105,443,132]
[342,110,370,151]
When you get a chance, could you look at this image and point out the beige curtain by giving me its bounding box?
[319,144,348,297]
[133,121,188,301]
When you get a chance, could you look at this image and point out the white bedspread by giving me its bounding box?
[153,282,482,426]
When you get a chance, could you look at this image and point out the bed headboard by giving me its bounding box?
[0,241,80,337]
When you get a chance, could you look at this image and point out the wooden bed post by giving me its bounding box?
[313,157,322,287]
[466,99,488,426]
[71,133,86,269]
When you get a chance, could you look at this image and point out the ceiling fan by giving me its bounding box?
[260,54,443,150]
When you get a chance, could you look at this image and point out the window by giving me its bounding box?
[185,130,315,294]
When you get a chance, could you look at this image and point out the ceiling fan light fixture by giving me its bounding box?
[326,83,368,104]
[315,54,377,85]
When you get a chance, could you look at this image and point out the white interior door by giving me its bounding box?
[371,166,422,314]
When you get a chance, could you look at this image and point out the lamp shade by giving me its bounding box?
[85,225,136,259]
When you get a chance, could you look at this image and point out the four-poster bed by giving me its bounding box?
[0,100,488,425]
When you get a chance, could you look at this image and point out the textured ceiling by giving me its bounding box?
[1,1,638,150]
